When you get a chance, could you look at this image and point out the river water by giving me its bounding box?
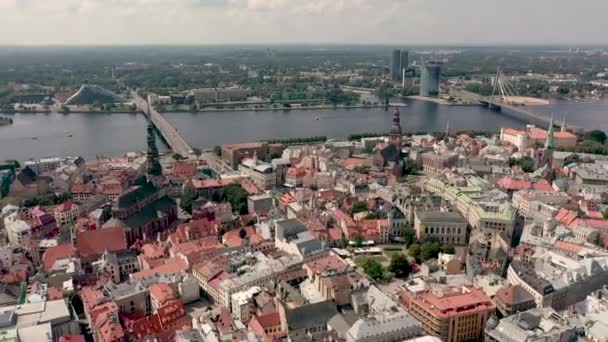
[1,98,607,162]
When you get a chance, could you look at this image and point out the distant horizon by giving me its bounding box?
[0,43,607,49]
[1,0,607,46]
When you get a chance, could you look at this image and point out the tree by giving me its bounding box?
[603,210,608,220]
[180,186,195,214]
[402,227,416,246]
[350,201,368,216]
[60,105,70,114]
[365,212,381,220]
[172,153,185,161]
[192,148,202,159]
[584,130,607,144]
[239,228,247,239]
[388,253,412,278]
[409,243,421,262]
[352,233,365,247]
[403,158,418,175]
[375,84,393,105]
[223,184,249,215]
[441,245,456,254]
[420,241,442,261]
[146,123,162,177]
[213,145,222,157]
[363,259,385,280]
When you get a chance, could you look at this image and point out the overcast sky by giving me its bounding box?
[1,0,607,45]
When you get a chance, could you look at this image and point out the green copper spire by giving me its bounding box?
[545,114,555,149]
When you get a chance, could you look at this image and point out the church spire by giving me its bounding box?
[561,113,567,132]
[545,114,555,149]
[389,108,403,147]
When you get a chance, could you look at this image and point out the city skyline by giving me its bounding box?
[1,0,608,45]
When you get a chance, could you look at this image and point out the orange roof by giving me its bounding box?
[553,240,583,254]
[76,227,127,258]
[59,336,86,342]
[287,167,307,178]
[172,161,197,178]
[191,178,237,189]
[343,157,366,170]
[412,287,495,318]
[56,200,78,213]
[42,244,75,272]
[502,128,524,136]
[149,283,176,306]
[306,255,349,274]
[140,243,166,259]
[131,258,188,280]
[554,208,578,226]
[47,286,64,300]
[239,178,260,195]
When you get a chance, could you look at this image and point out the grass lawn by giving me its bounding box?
[354,255,389,267]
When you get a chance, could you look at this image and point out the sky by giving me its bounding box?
[1,0,607,45]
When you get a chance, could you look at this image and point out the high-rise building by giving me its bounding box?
[391,49,402,82]
[400,50,409,75]
[391,49,409,82]
[420,62,442,97]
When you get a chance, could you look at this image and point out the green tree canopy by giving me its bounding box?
[352,233,365,247]
[402,227,416,247]
[350,201,368,216]
[584,130,607,144]
[388,253,412,278]
[362,259,385,280]
[180,186,195,214]
[409,243,421,262]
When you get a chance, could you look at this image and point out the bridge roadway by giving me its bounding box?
[454,90,579,130]
[130,89,193,156]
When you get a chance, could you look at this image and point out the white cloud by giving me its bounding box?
[0,0,607,45]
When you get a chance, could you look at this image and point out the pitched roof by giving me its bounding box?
[121,196,176,228]
[16,167,37,185]
[285,301,338,331]
[116,182,157,208]
[42,244,75,272]
[130,258,188,280]
[76,227,127,258]
[149,283,176,306]
[495,285,534,306]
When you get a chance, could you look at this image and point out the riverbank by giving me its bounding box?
[157,103,402,113]
[406,95,481,106]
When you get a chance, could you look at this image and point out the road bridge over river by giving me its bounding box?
[130,90,192,156]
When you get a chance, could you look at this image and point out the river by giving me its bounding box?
[1,98,607,162]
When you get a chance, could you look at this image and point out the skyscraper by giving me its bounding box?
[391,49,402,82]
[400,50,409,76]
[419,61,441,97]
[390,49,409,82]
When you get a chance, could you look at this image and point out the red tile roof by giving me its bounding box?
[412,287,495,318]
[47,286,65,300]
[59,336,86,342]
[149,283,176,306]
[76,227,127,258]
[553,240,584,254]
[495,285,534,306]
[306,255,349,274]
[56,200,78,213]
[129,299,190,341]
[42,244,75,272]
[172,161,197,178]
[131,258,188,280]
[140,243,166,259]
